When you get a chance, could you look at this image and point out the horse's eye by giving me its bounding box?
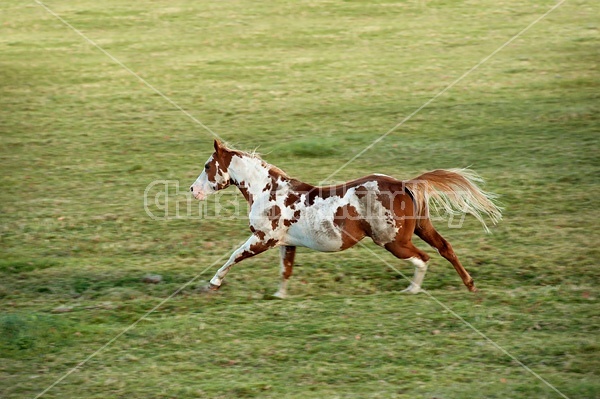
[204,164,210,171]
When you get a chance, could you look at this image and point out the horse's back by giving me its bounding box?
[282,174,416,250]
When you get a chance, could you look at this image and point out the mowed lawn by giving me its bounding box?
[1,1,599,398]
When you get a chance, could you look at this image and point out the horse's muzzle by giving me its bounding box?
[190,186,206,200]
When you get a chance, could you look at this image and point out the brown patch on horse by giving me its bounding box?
[268,179,278,202]
[237,183,253,205]
[235,237,278,262]
[204,157,219,183]
[282,246,295,279]
[205,140,236,190]
[268,164,290,181]
[254,230,266,241]
[268,205,281,230]
[333,205,366,250]
[288,181,320,206]
[213,140,234,171]
[284,192,300,208]
[250,238,277,253]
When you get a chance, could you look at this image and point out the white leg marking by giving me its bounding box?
[401,256,428,294]
[273,280,288,299]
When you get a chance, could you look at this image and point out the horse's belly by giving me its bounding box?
[284,223,343,252]
[280,190,363,252]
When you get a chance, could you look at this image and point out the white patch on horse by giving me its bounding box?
[229,155,271,198]
[356,181,399,245]
[191,156,215,199]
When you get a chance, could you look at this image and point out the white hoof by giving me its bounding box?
[272,291,287,299]
[401,284,421,294]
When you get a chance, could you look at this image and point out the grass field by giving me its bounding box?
[1,1,599,398]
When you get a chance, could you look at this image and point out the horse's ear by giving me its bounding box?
[214,139,222,153]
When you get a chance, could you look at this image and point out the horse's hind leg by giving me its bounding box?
[415,219,476,292]
[384,241,431,294]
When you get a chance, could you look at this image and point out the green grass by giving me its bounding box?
[1,0,599,398]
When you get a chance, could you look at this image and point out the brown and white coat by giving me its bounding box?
[191,140,501,298]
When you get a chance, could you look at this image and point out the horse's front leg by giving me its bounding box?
[208,234,276,290]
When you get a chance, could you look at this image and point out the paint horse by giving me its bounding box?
[190,140,501,298]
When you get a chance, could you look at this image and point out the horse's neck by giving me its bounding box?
[228,155,287,200]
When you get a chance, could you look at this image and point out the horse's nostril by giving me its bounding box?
[190,186,194,192]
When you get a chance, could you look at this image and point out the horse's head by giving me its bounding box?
[190,139,232,200]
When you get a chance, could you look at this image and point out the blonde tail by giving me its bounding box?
[405,168,502,232]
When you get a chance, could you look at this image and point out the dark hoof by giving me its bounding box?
[263,293,284,301]
[466,279,477,292]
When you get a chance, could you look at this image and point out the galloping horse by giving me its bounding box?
[190,140,501,298]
